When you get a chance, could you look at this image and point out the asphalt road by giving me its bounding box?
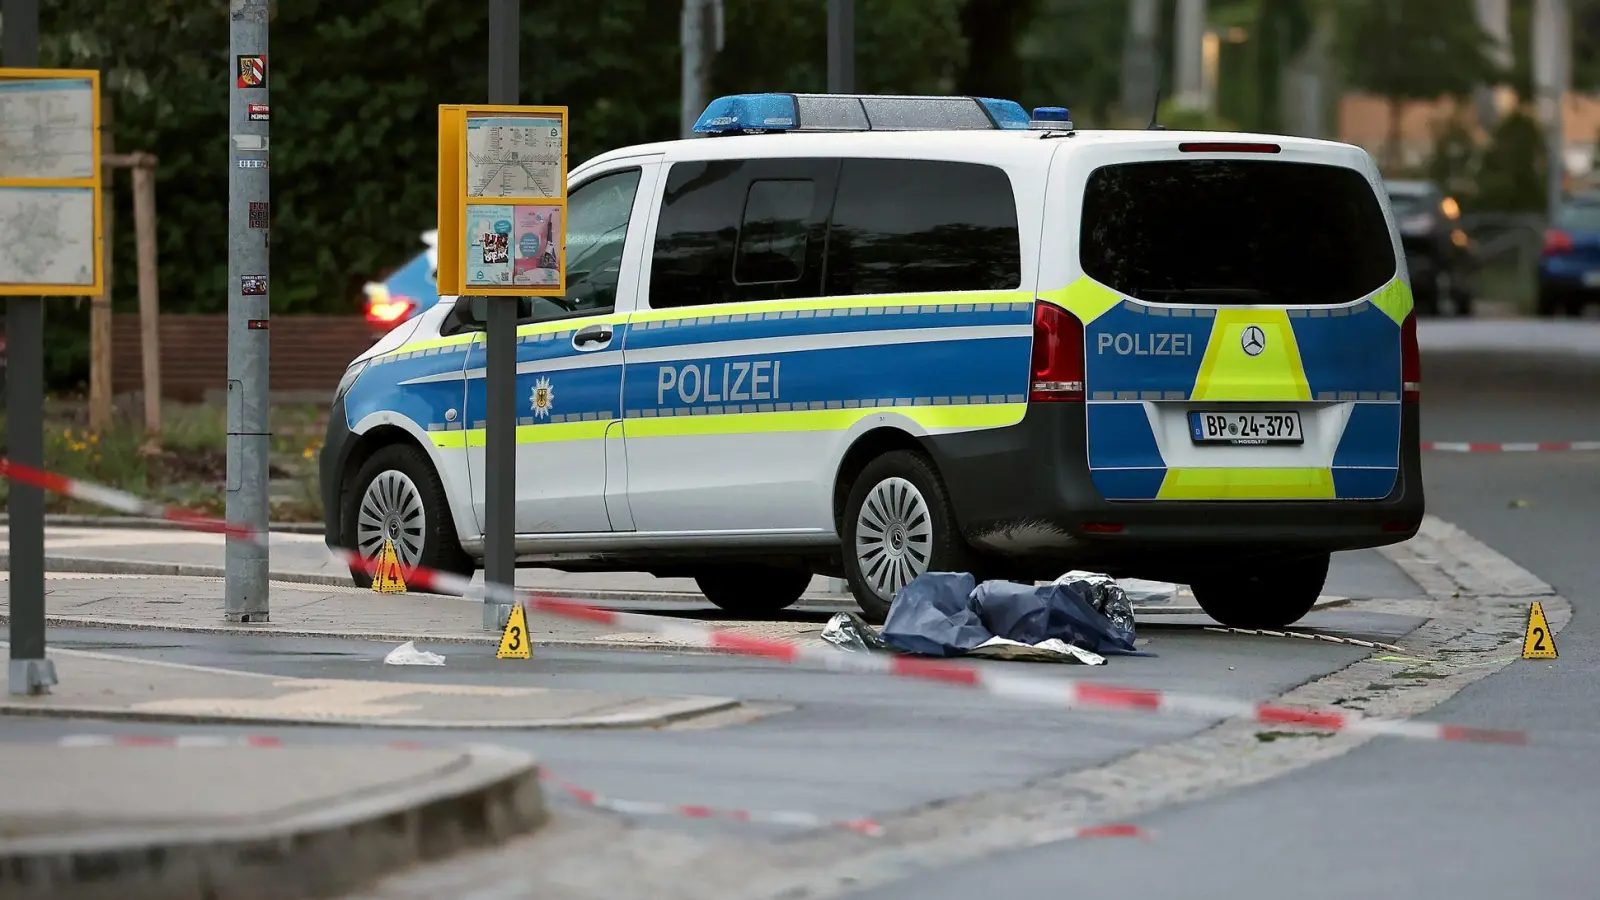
[854,350,1600,900]
[1,344,1595,899]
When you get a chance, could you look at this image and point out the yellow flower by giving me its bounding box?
[302,446,315,460]
[62,429,72,440]
[89,433,99,445]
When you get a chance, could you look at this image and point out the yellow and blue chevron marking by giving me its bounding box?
[1046,276,1412,502]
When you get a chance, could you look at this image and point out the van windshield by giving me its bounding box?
[1080,160,1396,306]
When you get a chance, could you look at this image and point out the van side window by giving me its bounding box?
[650,159,834,309]
[520,166,642,323]
[734,180,815,285]
[825,159,1021,297]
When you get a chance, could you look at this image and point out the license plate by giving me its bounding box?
[1189,411,1303,445]
[1583,271,1600,287]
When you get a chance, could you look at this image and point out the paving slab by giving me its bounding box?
[0,570,1346,653]
[0,645,739,729]
[0,739,545,900]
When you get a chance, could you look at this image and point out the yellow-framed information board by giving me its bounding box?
[0,67,104,296]
[437,104,568,297]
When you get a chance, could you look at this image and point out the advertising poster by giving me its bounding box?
[465,204,514,287]
[513,205,562,287]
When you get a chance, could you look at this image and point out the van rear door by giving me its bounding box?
[1050,140,1415,502]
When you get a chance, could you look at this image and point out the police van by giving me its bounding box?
[320,93,1424,628]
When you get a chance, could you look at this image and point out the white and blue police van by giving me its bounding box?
[320,93,1424,627]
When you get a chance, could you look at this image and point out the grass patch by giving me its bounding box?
[0,398,328,522]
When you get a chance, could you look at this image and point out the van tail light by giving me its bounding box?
[1542,228,1573,255]
[1030,301,1085,402]
[1178,141,1281,154]
[1401,311,1420,402]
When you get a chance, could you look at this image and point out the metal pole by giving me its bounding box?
[827,0,854,93]
[225,0,270,622]
[825,0,854,598]
[1533,0,1569,215]
[3,0,56,695]
[1474,0,1512,132]
[681,0,703,139]
[1174,0,1207,110]
[483,0,519,630]
[1119,0,1160,123]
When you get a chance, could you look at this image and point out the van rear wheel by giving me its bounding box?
[1189,553,1330,630]
[842,450,968,623]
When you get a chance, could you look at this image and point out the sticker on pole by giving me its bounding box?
[1521,601,1556,659]
[370,541,407,594]
[236,55,267,89]
[497,604,531,659]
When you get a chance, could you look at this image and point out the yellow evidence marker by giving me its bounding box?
[497,604,532,660]
[370,541,408,594]
[1521,601,1557,659]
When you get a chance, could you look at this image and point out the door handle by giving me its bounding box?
[572,324,613,349]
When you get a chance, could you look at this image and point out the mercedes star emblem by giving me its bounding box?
[1240,325,1267,357]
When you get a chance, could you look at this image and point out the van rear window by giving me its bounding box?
[1080,160,1395,306]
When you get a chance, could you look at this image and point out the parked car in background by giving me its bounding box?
[1537,193,1600,317]
[1383,179,1473,317]
[361,229,442,336]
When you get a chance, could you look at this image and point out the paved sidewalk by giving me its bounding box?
[0,525,856,601]
[0,646,739,729]
[0,571,1343,653]
[0,737,544,900]
[0,571,847,651]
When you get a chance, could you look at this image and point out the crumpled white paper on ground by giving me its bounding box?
[384,640,446,666]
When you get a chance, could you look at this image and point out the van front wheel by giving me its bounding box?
[342,443,475,592]
[1189,553,1330,630]
[842,450,967,623]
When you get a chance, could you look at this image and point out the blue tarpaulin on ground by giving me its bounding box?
[879,571,1149,659]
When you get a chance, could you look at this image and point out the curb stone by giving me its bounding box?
[0,514,324,534]
[0,743,545,900]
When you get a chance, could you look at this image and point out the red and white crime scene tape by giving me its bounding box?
[0,458,1528,747]
[539,772,886,836]
[1421,440,1600,453]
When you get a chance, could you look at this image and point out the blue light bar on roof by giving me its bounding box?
[694,94,799,135]
[693,93,1036,135]
[1029,106,1073,130]
[979,98,1031,130]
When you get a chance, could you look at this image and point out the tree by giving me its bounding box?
[1337,0,1503,171]
[954,0,1039,99]
[1476,108,1549,212]
[1016,0,1127,126]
